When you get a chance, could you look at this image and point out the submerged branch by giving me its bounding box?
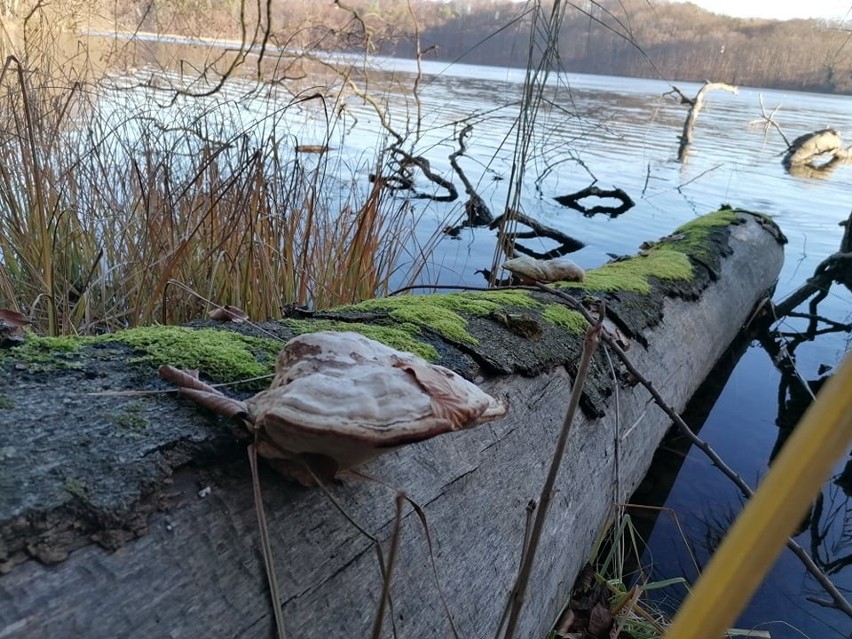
[674,81,739,162]
[773,211,852,318]
[448,124,492,226]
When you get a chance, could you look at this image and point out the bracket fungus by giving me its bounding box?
[159,331,508,484]
[502,255,585,284]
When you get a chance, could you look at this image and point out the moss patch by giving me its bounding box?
[577,250,694,294]
[562,208,744,294]
[283,319,438,360]
[0,393,15,409]
[665,208,742,262]
[542,304,588,333]
[338,290,541,345]
[1,332,85,363]
[63,478,88,498]
[107,326,281,382]
[106,400,150,433]
[3,327,282,384]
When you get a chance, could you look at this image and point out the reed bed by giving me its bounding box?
[0,45,437,336]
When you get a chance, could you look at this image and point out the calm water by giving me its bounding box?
[108,51,852,637]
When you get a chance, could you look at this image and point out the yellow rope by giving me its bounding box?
[665,351,852,638]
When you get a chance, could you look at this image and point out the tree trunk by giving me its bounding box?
[0,209,785,639]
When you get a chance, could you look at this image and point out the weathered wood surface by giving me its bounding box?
[675,81,738,162]
[783,128,850,168]
[0,210,785,639]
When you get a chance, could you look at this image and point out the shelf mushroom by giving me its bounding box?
[160,331,508,485]
[502,255,585,284]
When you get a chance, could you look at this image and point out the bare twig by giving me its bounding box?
[351,470,460,639]
[749,94,788,146]
[249,443,287,639]
[534,283,852,617]
[370,493,405,639]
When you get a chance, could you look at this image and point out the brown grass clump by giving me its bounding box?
[0,10,439,335]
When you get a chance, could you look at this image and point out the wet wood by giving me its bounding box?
[674,81,738,161]
[0,211,785,639]
[783,129,849,169]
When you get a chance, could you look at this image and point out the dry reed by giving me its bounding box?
[0,15,440,336]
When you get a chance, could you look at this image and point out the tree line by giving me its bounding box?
[100,0,852,94]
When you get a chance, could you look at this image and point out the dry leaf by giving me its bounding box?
[0,309,30,327]
[587,602,614,637]
[502,255,585,284]
[208,305,248,322]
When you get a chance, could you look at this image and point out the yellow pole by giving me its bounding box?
[665,352,852,638]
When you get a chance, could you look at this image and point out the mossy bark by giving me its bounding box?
[0,208,785,639]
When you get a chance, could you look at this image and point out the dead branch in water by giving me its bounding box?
[553,184,634,218]
[671,81,739,162]
[748,95,788,146]
[448,124,493,226]
[773,210,852,318]
[783,129,850,171]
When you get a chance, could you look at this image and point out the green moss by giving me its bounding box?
[107,326,281,383]
[2,326,281,383]
[675,208,741,235]
[541,305,588,333]
[562,208,742,294]
[0,393,14,409]
[63,478,88,498]
[337,290,541,345]
[284,319,438,360]
[577,250,693,294]
[1,333,85,363]
[666,208,742,262]
[460,289,540,310]
[107,400,150,432]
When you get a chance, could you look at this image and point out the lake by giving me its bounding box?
[105,47,851,637]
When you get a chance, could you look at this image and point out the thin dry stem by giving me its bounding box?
[500,309,604,639]
[249,443,288,639]
[535,283,852,618]
[370,493,406,639]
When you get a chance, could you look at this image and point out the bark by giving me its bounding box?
[783,129,849,169]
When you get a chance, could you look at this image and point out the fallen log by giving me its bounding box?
[0,208,785,638]
[783,128,850,169]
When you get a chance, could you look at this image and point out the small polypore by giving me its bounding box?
[161,331,508,485]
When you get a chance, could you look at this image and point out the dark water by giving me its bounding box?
[108,50,851,637]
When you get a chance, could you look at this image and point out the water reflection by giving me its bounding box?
[631,272,852,636]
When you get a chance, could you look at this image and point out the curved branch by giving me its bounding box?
[449,124,492,226]
[674,81,739,162]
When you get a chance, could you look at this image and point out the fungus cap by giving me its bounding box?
[247,331,507,471]
[502,256,585,284]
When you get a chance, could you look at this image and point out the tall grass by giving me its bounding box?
[0,26,438,335]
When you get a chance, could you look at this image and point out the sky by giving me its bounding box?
[670,0,851,21]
